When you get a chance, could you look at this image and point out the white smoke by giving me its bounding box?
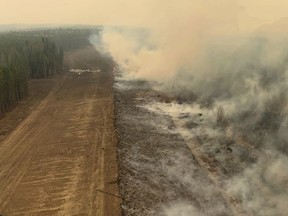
[89,1,288,215]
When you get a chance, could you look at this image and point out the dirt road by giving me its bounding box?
[0,71,121,215]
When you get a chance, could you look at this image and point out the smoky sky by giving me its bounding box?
[1,0,288,30]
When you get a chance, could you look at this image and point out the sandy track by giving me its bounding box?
[0,71,120,216]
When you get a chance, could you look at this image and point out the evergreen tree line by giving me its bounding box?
[0,34,64,117]
[11,27,101,51]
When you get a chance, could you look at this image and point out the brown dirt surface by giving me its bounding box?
[0,78,58,142]
[0,48,121,216]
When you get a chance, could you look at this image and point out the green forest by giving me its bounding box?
[0,32,64,117]
[0,27,101,117]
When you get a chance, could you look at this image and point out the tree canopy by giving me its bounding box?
[0,32,64,116]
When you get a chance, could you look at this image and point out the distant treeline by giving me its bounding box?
[0,32,64,116]
[0,27,102,117]
[11,27,101,51]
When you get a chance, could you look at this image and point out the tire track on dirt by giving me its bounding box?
[0,76,66,210]
[0,72,120,216]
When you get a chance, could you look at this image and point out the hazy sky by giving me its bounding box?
[0,0,288,31]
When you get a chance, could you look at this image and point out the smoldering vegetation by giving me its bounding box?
[88,1,288,215]
[114,83,234,216]
[106,30,288,215]
[105,30,288,215]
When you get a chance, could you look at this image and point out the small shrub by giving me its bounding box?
[216,106,226,127]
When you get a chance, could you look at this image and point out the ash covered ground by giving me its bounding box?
[114,75,288,216]
[98,19,288,216]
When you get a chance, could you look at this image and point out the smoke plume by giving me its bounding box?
[89,0,288,215]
